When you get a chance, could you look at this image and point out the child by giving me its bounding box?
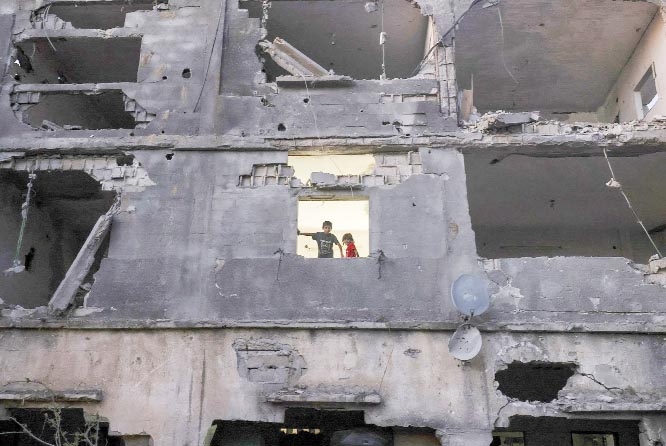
[342,233,359,258]
[298,220,343,258]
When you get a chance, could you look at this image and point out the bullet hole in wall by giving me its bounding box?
[182,68,191,79]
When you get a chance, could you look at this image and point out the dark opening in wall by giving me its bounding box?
[14,37,141,84]
[464,151,666,263]
[36,1,163,29]
[501,416,639,446]
[495,362,576,403]
[0,408,115,446]
[240,0,429,80]
[23,91,137,130]
[210,410,435,446]
[0,170,116,308]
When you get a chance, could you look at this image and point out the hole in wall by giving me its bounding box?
[182,68,192,79]
[241,0,429,80]
[495,361,576,403]
[165,153,174,160]
[22,91,138,130]
[0,170,116,309]
[116,154,135,166]
[13,37,142,84]
[277,123,286,131]
[465,151,666,263]
[34,1,162,30]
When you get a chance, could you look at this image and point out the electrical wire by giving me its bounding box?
[410,0,487,77]
[300,74,355,197]
[42,5,58,52]
[194,1,224,112]
[602,148,663,258]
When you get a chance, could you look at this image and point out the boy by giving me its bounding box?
[298,220,344,258]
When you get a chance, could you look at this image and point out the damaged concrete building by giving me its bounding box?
[2,0,666,445]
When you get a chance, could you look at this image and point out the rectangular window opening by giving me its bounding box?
[13,37,141,84]
[37,1,164,30]
[297,199,369,258]
[491,432,525,446]
[22,91,138,130]
[635,65,658,117]
[572,433,618,446]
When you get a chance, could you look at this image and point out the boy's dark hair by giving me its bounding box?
[322,220,333,228]
[342,233,354,242]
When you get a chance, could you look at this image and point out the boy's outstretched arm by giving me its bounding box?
[298,229,315,236]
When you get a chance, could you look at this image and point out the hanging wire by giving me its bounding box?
[6,172,36,275]
[42,4,58,52]
[300,74,355,197]
[379,0,387,80]
[602,148,663,258]
[410,0,488,77]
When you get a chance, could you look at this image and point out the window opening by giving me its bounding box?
[298,200,369,258]
[635,65,658,118]
[34,1,164,30]
[0,170,116,309]
[22,91,138,130]
[210,410,434,446]
[490,432,524,446]
[503,417,638,446]
[240,0,429,80]
[13,37,141,84]
[0,408,115,446]
[572,433,617,446]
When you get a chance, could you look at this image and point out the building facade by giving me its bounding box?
[1,1,666,445]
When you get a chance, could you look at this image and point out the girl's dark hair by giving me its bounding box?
[342,233,354,242]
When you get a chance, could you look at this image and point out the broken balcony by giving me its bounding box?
[455,0,665,123]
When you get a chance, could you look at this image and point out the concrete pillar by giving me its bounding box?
[639,416,666,446]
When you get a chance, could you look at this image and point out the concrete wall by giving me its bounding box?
[79,148,478,323]
[598,13,666,122]
[2,329,666,445]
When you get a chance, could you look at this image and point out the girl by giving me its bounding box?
[342,233,359,258]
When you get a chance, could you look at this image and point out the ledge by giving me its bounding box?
[266,387,381,405]
[0,389,103,402]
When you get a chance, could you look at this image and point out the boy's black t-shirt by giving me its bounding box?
[312,232,339,258]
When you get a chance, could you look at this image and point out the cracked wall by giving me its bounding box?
[2,329,666,446]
